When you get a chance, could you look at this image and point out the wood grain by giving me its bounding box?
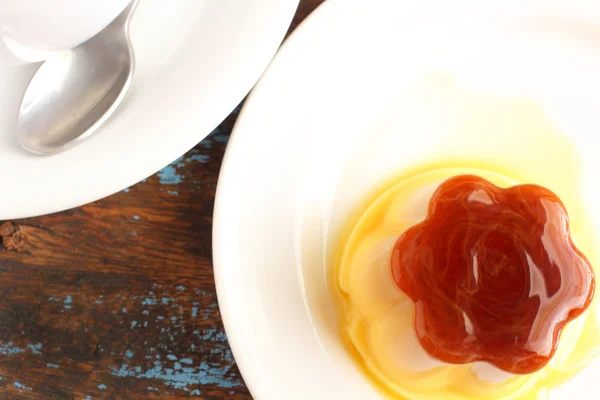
[0,1,324,398]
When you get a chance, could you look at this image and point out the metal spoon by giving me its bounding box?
[17,0,140,155]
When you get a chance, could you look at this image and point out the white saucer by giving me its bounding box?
[0,0,298,219]
[214,0,600,399]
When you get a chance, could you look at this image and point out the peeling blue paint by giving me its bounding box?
[97,384,107,390]
[142,298,157,306]
[109,361,240,389]
[14,382,32,391]
[199,140,213,149]
[199,329,227,342]
[168,190,179,196]
[182,367,195,374]
[185,154,210,164]
[162,297,174,305]
[194,288,210,296]
[158,158,184,185]
[27,343,42,355]
[157,149,216,187]
[106,320,238,390]
[0,342,25,356]
[213,134,229,144]
[46,287,241,395]
[133,215,140,220]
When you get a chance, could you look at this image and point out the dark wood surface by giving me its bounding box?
[0,1,323,398]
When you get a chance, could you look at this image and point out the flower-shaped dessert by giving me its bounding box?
[391,175,595,374]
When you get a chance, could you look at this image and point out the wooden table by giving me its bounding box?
[0,1,322,398]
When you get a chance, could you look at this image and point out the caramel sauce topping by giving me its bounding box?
[391,175,595,374]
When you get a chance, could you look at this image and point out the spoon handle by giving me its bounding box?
[110,0,142,30]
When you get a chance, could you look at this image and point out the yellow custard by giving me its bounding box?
[330,74,600,399]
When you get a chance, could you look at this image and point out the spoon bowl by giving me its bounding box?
[17,0,139,155]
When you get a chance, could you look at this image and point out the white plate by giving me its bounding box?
[214,0,600,399]
[0,0,298,219]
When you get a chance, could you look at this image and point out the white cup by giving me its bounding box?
[0,0,131,65]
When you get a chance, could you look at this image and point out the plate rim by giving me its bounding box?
[213,2,331,398]
[0,0,299,219]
